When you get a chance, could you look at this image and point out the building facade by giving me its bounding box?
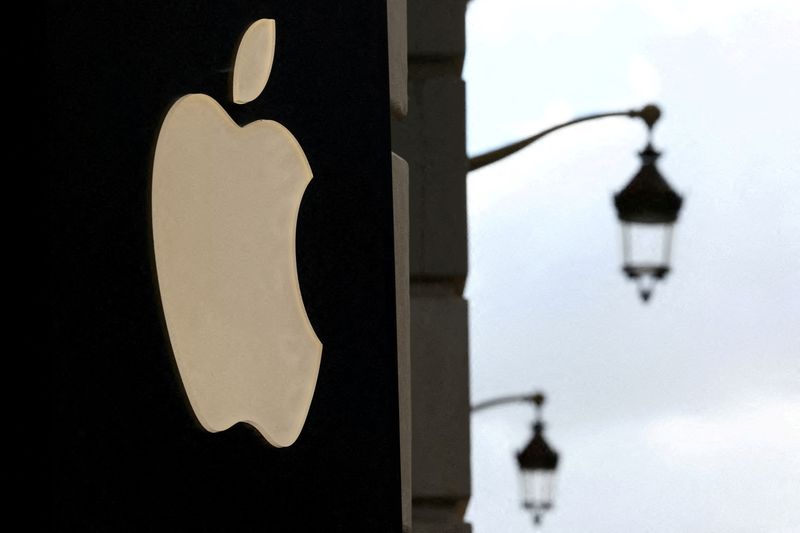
[392,0,472,532]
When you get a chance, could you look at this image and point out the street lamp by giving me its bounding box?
[613,106,683,301]
[472,391,560,527]
[516,393,559,526]
[469,103,684,302]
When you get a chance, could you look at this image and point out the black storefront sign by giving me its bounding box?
[50,2,400,530]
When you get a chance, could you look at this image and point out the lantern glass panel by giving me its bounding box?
[621,222,673,273]
[519,469,556,511]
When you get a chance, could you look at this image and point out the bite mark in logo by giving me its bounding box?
[151,19,321,447]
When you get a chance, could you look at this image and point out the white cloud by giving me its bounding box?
[628,54,661,101]
[645,398,800,463]
[467,0,618,48]
[468,0,800,48]
[641,0,800,38]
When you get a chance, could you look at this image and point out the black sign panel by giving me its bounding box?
[49,2,400,530]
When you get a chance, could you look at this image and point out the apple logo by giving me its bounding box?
[151,19,322,448]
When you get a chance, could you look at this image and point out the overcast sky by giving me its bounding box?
[462,1,800,532]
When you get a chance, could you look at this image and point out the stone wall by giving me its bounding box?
[391,1,472,531]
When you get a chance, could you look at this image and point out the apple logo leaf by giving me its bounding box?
[232,18,276,104]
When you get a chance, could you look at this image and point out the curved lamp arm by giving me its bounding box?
[468,104,661,172]
[472,391,545,413]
